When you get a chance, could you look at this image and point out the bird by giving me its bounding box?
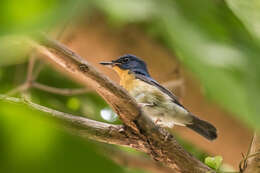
[100,54,217,140]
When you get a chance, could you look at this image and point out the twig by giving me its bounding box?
[239,135,255,172]
[32,61,45,81]
[244,133,260,173]
[26,53,36,84]
[6,84,28,96]
[6,53,37,96]
[0,94,145,150]
[7,49,89,97]
[28,34,215,173]
[32,82,90,96]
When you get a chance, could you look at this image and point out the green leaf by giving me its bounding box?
[225,0,260,41]
[204,156,223,170]
[67,97,80,111]
[0,0,82,35]
[0,36,31,66]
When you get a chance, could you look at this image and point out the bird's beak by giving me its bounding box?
[100,60,119,67]
[100,61,114,66]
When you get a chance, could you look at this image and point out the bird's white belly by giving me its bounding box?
[128,79,191,128]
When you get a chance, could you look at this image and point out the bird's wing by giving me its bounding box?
[134,74,185,108]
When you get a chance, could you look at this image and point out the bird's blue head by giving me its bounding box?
[100,54,150,77]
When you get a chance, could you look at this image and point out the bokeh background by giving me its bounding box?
[1,0,260,172]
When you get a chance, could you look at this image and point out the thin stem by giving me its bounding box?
[26,53,36,84]
[6,84,29,96]
[32,82,90,96]
[31,59,46,81]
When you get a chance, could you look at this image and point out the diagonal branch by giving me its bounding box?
[30,34,139,131]
[28,34,214,173]
[0,94,145,151]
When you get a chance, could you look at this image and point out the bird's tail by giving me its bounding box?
[186,115,217,141]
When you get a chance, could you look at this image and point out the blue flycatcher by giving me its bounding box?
[101,54,217,140]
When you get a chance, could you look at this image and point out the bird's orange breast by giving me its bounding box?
[112,66,137,91]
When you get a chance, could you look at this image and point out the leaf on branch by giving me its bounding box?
[204,156,223,171]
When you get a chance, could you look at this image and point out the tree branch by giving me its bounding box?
[0,94,145,151]
[31,34,140,130]
[244,133,260,173]
[28,34,214,173]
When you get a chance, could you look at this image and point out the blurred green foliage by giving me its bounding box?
[1,0,260,172]
[0,0,84,35]
[66,97,81,111]
[3,0,260,129]
[226,0,260,41]
[0,100,122,173]
[0,36,31,66]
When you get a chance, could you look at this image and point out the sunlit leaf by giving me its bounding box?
[67,97,80,111]
[204,156,223,170]
[226,0,260,40]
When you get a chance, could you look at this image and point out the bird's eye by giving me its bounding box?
[122,58,129,63]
